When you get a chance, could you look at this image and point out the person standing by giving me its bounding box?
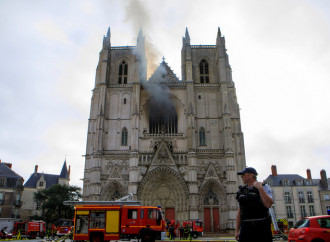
[235,167,273,242]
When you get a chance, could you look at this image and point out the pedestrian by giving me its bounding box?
[235,167,273,242]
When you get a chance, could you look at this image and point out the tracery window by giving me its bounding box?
[199,59,209,83]
[203,190,219,205]
[199,127,206,146]
[149,98,177,134]
[118,60,128,84]
[110,191,121,201]
[121,128,128,146]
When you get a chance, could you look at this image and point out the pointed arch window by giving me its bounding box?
[118,60,128,84]
[121,127,128,146]
[199,127,206,146]
[199,59,209,83]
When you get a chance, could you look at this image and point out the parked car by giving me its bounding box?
[288,215,330,242]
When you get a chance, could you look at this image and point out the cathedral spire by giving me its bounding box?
[102,27,111,49]
[183,27,190,45]
[216,27,222,45]
[137,28,145,47]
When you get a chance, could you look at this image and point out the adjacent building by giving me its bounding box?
[19,161,70,220]
[0,160,24,219]
[82,27,246,231]
[264,165,327,227]
[313,169,330,215]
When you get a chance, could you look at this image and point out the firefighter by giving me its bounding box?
[169,224,175,240]
[183,224,190,240]
[178,226,184,240]
[235,167,273,242]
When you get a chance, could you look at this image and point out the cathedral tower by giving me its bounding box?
[83,27,246,231]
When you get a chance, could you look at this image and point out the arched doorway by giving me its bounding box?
[200,179,226,232]
[138,166,189,221]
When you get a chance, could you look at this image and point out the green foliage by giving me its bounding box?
[34,184,81,225]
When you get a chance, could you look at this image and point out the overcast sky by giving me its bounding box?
[1,0,330,188]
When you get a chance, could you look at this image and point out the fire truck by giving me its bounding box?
[53,219,74,237]
[182,220,203,239]
[12,220,46,239]
[64,194,166,242]
[271,218,289,240]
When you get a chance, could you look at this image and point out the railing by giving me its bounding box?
[191,45,216,49]
[142,133,184,138]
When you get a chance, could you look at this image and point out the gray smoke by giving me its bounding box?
[124,0,160,78]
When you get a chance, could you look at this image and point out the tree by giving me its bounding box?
[34,184,81,225]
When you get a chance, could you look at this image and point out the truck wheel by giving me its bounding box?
[90,233,104,242]
[192,232,198,239]
[140,229,155,242]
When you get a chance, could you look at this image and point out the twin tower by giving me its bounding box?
[83,27,246,231]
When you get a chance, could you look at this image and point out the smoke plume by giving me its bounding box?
[124,0,160,78]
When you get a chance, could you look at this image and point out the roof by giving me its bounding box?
[59,161,69,179]
[24,161,69,189]
[148,60,179,83]
[0,163,23,179]
[312,178,330,191]
[265,174,314,186]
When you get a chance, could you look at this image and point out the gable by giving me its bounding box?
[148,61,179,83]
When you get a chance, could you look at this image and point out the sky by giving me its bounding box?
[1,0,330,188]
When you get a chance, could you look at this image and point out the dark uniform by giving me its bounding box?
[236,185,273,242]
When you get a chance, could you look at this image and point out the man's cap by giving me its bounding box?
[237,167,258,175]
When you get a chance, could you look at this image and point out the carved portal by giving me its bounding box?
[138,166,190,221]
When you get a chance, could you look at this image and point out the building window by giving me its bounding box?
[199,127,206,146]
[286,206,293,218]
[121,128,128,146]
[298,192,305,203]
[0,179,5,187]
[199,59,209,83]
[300,206,307,217]
[324,194,330,201]
[15,194,21,206]
[0,193,3,204]
[123,98,126,104]
[149,98,178,134]
[284,192,292,204]
[309,205,316,216]
[39,181,44,187]
[326,205,330,212]
[118,60,128,84]
[307,191,314,203]
[282,180,289,186]
[296,180,302,186]
[36,202,42,210]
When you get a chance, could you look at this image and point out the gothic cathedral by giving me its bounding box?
[83,27,246,231]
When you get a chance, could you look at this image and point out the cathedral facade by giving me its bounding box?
[83,27,246,231]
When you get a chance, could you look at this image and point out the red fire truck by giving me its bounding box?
[64,196,166,242]
[12,220,46,239]
[53,219,74,237]
[182,220,203,239]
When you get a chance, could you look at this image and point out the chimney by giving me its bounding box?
[307,169,312,179]
[34,165,38,175]
[320,169,328,188]
[4,163,12,169]
[271,165,277,176]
